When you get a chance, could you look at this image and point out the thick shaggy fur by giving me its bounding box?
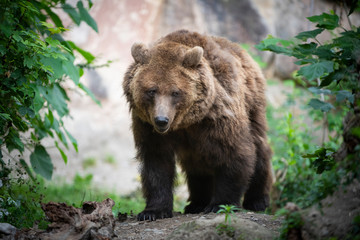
[123,30,272,221]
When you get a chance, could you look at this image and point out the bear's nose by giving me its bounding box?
[154,116,169,127]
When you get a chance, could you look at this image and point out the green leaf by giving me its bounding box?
[43,5,64,28]
[38,84,69,117]
[64,128,78,152]
[5,128,24,153]
[295,29,324,41]
[19,159,35,181]
[0,113,12,121]
[78,82,101,106]
[30,145,53,180]
[313,45,335,59]
[320,70,345,87]
[77,1,98,32]
[308,98,334,112]
[24,55,35,69]
[56,129,69,149]
[62,55,80,84]
[255,36,293,56]
[67,41,95,63]
[40,55,64,80]
[62,3,81,25]
[18,106,35,118]
[307,13,339,30]
[55,141,68,164]
[336,90,354,104]
[0,44,6,56]
[294,43,318,57]
[88,0,93,8]
[32,88,45,112]
[64,128,79,152]
[298,61,334,81]
[308,87,332,95]
[294,58,317,66]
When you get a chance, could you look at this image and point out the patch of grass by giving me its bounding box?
[41,174,145,216]
[1,169,146,229]
[82,157,97,169]
[104,155,116,165]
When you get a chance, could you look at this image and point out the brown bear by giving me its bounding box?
[123,30,272,221]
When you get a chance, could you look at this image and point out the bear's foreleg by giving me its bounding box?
[137,148,175,221]
[133,118,176,221]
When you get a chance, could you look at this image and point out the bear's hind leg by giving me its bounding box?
[243,140,272,211]
[203,165,246,213]
[184,173,213,214]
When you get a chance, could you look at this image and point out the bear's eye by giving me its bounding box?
[146,89,156,98]
[171,91,180,97]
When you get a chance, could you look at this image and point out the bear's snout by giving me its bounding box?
[154,116,170,133]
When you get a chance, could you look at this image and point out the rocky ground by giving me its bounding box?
[1,199,283,240]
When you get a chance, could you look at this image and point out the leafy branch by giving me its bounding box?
[0,0,101,180]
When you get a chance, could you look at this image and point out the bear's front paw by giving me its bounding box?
[184,203,206,214]
[137,209,173,221]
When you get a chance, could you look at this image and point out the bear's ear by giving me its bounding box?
[131,43,150,64]
[183,46,203,68]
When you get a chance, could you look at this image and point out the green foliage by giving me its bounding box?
[267,80,344,209]
[276,208,304,240]
[303,147,336,174]
[0,0,99,180]
[259,3,360,210]
[256,10,359,113]
[0,164,48,229]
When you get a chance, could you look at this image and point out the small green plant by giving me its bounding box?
[216,205,239,237]
[217,204,239,224]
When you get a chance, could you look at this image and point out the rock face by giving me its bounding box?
[47,0,359,195]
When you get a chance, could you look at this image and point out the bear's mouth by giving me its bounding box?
[154,125,170,134]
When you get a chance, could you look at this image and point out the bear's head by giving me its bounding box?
[124,41,216,134]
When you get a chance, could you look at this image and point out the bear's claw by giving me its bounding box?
[137,209,173,221]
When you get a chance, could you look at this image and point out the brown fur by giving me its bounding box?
[123,30,272,221]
